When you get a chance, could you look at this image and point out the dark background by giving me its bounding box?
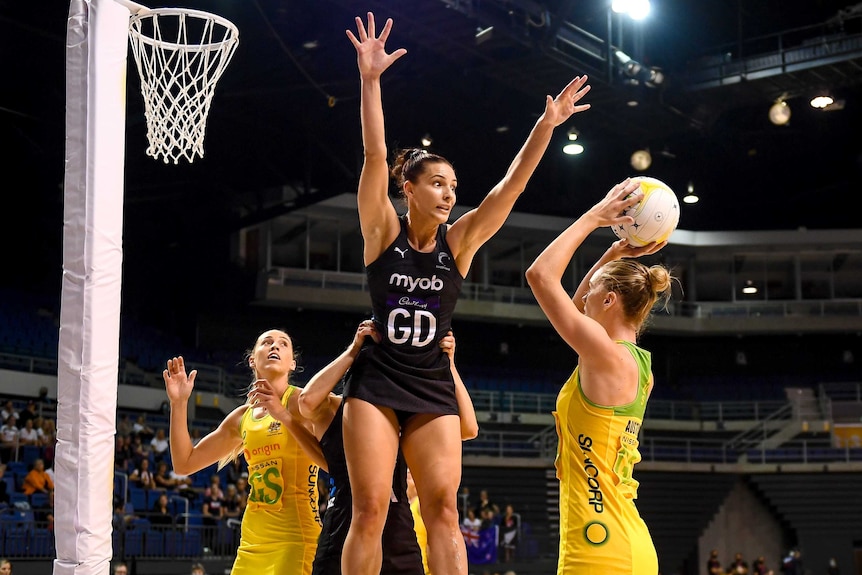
[3,0,861,341]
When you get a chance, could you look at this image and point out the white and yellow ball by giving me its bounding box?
[612,176,680,247]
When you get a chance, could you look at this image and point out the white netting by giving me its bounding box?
[129,8,239,164]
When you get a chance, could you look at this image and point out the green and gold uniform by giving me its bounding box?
[232,386,321,575]
[553,341,658,575]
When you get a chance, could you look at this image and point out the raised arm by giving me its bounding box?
[163,356,244,476]
[440,331,478,440]
[447,76,592,273]
[347,13,407,264]
[298,320,380,425]
[525,179,647,358]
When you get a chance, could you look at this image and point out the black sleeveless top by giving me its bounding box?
[344,217,464,415]
[312,400,423,575]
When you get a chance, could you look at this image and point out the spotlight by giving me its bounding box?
[630,149,651,171]
[612,0,651,20]
[420,133,433,147]
[563,127,584,155]
[769,100,791,125]
[614,50,664,87]
[810,94,834,109]
[683,181,699,204]
[742,280,758,295]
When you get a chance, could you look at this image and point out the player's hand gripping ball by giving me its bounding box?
[612,176,680,247]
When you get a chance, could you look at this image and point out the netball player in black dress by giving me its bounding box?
[297,322,477,575]
[342,12,592,575]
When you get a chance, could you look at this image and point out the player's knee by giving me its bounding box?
[351,497,389,531]
[419,494,459,526]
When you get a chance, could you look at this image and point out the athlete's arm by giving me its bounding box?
[446,76,591,275]
[347,13,406,264]
[164,356,244,476]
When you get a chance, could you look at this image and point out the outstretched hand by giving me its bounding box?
[541,75,592,127]
[163,356,196,403]
[346,12,407,80]
[587,178,644,229]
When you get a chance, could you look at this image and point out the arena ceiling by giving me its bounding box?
[3,0,862,303]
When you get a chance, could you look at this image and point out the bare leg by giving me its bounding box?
[402,413,467,575]
[341,398,400,575]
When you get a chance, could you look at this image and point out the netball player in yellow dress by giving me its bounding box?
[163,329,325,575]
[526,179,673,575]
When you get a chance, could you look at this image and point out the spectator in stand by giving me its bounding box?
[117,414,134,437]
[33,489,54,530]
[752,556,770,575]
[462,508,481,534]
[235,474,249,500]
[129,433,150,467]
[169,467,195,499]
[129,458,156,490]
[115,435,134,472]
[132,415,154,443]
[39,418,56,468]
[224,457,246,487]
[479,507,496,530]
[18,419,40,446]
[0,415,19,462]
[827,557,840,575]
[149,492,174,529]
[780,549,802,575]
[112,562,128,575]
[478,489,498,515]
[458,486,471,518]
[0,465,10,507]
[22,458,54,497]
[1,401,19,423]
[202,478,226,550]
[112,499,137,531]
[190,563,206,575]
[727,552,749,575]
[223,483,243,524]
[707,550,723,575]
[499,504,519,563]
[16,401,37,430]
[0,558,12,575]
[154,460,179,492]
[150,428,170,462]
[204,474,225,500]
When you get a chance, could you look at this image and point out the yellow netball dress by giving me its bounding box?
[553,341,658,575]
[231,385,322,575]
[409,497,430,575]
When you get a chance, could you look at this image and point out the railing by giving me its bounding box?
[465,429,862,465]
[267,266,862,319]
[723,403,794,454]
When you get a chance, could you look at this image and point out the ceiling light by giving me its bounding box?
[683,180,699,204]
[420,134,433,147]
[563,143,584,155]
[567,127,579,140]
[630,149,651,171]
[769,100,791,125]
[810,94,834,109]
[612,0,651,20]
[475,26,494,45]
[742,280,758,294]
